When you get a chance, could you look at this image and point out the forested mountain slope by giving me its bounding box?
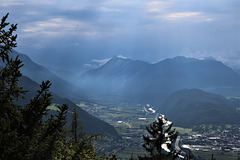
[157,89,240,127]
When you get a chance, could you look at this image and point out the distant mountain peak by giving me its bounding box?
[110,55,131,61]
[171,56,218,62]
[159,56,198,64]
[117,55,131,59]
[171,56,198,62]
[105,55,132,65]
[172,56,187,59]
[111,55,118,60]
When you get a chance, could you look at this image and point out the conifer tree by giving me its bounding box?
[0,13,25,159]
[70,106,85,143]
[72,106,79,143]
[139,115,180,160]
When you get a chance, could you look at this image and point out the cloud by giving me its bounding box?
[100,7,122,12]
[24,11,39,15]
[83,57,111,69]
[92,58,111,66]
[0,0,22,7]
[0,0,53,7]
[167,12,201,18]
[85,55,131,69]
[84,63,98,69]
[180,48,240,69]
[148,1,163,6]
[162,12,216,23]
[146,1,170,13]
[117,55,131,59]
[22,17,102,38]
[144,0,231,24]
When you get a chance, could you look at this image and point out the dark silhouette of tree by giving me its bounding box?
[209,154,216,160]
[71,106,80,143]
[68,106,101,159]
[139,115,181,160]
[70,106,86,143]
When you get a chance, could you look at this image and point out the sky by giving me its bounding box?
[1,0,240,77]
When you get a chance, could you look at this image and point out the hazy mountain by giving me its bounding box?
[10,50,88,104]
[81,55,149,94]
[80,56,240,105]
[157,89,240,127]
[18,75,120,138]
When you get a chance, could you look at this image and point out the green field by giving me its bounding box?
[47,104,60,111]
[173,126,198,135]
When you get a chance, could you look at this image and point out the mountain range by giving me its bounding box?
[80,56,240,106]
[6,51,240,130]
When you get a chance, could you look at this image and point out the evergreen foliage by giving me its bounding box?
[70,106,85,143]
[139,115,180,160]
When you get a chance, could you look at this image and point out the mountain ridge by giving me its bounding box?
[80,56,240,105]
[10,50,88,104]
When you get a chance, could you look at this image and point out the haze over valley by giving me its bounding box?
[6,49,240,129]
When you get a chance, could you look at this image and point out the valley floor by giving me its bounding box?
[78,102,240,160]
